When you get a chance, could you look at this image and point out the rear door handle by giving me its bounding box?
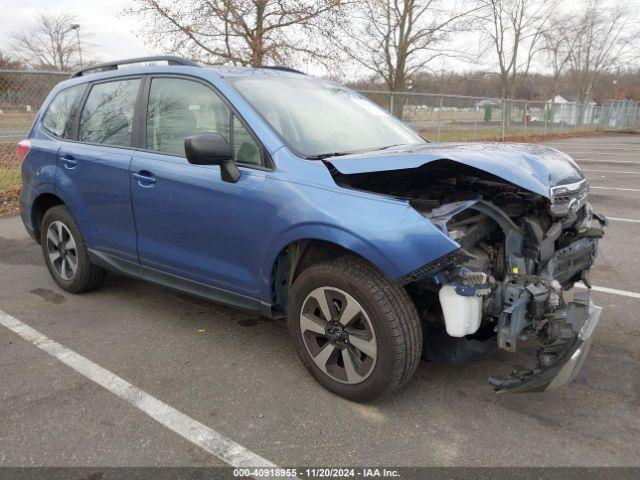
[60,155,77,169]
[132,171,156,188]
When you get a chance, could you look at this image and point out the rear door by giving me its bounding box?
[130,76,268,300]
[57,77,142,265]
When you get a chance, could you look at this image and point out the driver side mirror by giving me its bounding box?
[184,133,240,183]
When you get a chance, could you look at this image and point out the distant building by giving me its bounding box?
[545,95,597,125]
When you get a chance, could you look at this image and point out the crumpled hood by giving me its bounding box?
[327,143,584,198]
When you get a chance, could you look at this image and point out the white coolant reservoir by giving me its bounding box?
[438,285,483,337]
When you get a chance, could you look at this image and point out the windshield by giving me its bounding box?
[228,76,425,158]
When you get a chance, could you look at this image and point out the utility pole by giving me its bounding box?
[70,24,82,67]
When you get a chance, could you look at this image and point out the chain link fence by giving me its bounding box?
[359,90,639,142]
[0,70,68,213]
[0,69,639,213]
[599,99,640,131]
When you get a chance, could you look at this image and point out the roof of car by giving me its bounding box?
[208,66,306,78]
[70,56,306,80]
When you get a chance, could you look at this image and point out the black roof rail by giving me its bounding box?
[259,66,306,75]
[71,56,199,78]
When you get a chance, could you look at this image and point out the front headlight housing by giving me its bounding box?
[549,179,589,217]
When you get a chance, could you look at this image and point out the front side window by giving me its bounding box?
[79,78,141,147]
[228,77,425,158]
[42,85,84,138]
[233,118,261,165]
[146,77,262,165]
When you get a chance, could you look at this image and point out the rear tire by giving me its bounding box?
[288,255,422,402]
[40,205,106,293]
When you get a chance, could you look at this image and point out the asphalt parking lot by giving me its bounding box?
[0,135,639,468]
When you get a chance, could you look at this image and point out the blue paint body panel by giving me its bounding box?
[19,64,572,309]
[130,151,268,298]
[56,142,138,263]
[328,142,584,198]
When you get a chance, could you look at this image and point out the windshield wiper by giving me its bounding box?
[305,151,354,160]
[373,143,405,151]
[306,143,412,160]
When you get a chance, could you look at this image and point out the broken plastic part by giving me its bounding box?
[489,291,602,393]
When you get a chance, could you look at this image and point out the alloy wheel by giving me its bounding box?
[46,221,78,281]
[299,287,378,384]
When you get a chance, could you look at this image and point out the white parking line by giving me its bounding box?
[576,160,640,165]
[0,310,281,474]
[583,169,640,175]
[545,140,640,145]
[575,157,640,161]
[547,145,640,149]
[591,186,640,192]
[550,148,640,152]
[558,151,640,154]
[607,217,640,224]
[576,284,640,300]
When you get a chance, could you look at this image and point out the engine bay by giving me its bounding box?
[332,159,607,391]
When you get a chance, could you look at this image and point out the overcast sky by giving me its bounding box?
[0,0,154,61]
[0,0,596,74]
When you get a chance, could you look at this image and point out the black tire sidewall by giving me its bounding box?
[40,206,94,293]
[288,265,398,402]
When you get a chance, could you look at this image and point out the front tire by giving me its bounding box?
[40,205,106,293]
[288,255,422,402]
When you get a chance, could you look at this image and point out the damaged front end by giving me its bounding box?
[416,196,605,392]
[332,157,606,393]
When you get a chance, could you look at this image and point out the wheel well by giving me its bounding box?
[270,239,363,314]
[31,193,65,242]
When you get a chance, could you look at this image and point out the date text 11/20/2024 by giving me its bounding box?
[233,468,401,478]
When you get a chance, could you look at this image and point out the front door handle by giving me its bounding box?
[60,155,77,169]
[132,171,156,188]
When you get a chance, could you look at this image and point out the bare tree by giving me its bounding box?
[0,50,22,69]
[0,51,21,99]
[125,0,345,67]
[10,13,86,71]
[542,14,580,99]
[569,0,639,105]
[337,0,475,116]
[478,0,557,99]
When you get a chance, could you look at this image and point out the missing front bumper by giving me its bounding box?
[489,290,602,393]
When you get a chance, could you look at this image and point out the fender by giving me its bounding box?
[25,183,94,245]
[261,222,400,289]
[19,183,48,238]
[21,182,57,228]
[44,182,86,226]
[257,153,462,302]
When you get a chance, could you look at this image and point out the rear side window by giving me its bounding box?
[79,79,141,147]
[41,85,84,138]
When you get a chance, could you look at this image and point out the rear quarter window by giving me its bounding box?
[41,85,84,138]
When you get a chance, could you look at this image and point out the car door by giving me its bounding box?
[56,77,142,266]
[130,76,268,301]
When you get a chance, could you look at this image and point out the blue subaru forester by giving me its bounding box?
[20,56,606,401]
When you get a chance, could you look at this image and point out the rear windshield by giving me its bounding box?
[228,76,424,158]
